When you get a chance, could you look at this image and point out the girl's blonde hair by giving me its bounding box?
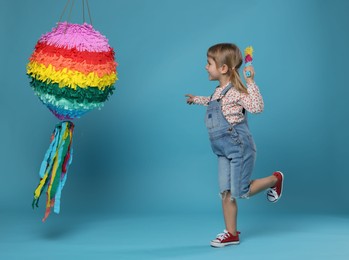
[207,43,248,94]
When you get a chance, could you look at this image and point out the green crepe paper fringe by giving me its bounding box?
[29,76,115,104]
[36,92,103,111]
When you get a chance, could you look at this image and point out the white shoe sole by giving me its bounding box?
[267,171,284,203]
[210,241,240,248]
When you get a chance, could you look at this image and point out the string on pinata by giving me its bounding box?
[27,0,118,221]
[244,46,254,78]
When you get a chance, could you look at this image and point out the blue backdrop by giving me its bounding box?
[1,0,348,219]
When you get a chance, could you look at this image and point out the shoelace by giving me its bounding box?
[268,188,278,196]
[216,231,230,241]
[215,229,228,238]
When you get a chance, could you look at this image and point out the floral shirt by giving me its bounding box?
[193,83,264,125]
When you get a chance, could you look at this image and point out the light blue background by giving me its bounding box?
[1,1,349,259]
[1,0,349,227]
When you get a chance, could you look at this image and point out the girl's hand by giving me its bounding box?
[243,65,255,84]
[185,94,195,105]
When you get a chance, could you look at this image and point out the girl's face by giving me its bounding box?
[205,57,221,81]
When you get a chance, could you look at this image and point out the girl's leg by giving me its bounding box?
[249,175,278,197]
[217,156,238,235]
[222,191,238,235]
[221,175,277,235]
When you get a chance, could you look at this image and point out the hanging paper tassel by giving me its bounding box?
[32,121,74,222]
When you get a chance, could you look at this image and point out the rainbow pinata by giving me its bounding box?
[27,22,118,221]
[27,22,118,120]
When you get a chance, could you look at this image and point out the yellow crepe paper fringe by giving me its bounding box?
[27,61,117,90]
[244,46,254,57]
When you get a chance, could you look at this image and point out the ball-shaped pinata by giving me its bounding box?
[27,22,118,120]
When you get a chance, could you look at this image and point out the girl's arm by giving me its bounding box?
[239,82,264,113]
[185,94,210,106]
[239,65,264,113]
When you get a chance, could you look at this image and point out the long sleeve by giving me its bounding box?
[238,83,264,113]
[193,96,210,106]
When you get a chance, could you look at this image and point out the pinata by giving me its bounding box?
[27,21,118,221]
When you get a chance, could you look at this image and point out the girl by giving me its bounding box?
[185,43,284,248]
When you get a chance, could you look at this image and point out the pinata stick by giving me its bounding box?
[244,46,254,78]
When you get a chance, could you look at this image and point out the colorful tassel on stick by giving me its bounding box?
[32,121,74,222]
[244,46,254,77]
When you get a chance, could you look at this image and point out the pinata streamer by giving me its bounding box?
[32,121,74,221]
[27,7,117,221]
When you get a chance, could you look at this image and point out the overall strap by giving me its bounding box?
[220,83,233,96]
[217,83,233,101]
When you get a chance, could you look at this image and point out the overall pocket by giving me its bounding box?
[205,110,220,129]
[228,127,241,145]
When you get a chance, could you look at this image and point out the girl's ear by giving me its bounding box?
[220,64,229,74]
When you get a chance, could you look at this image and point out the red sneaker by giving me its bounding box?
[210,230,240,248]
[267,171,284,203]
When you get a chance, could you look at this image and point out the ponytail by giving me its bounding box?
[231,69,248,94]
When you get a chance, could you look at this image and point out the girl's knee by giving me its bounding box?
[220,190,236,202]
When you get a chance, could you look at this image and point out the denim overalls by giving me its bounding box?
[205,84,256,199]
